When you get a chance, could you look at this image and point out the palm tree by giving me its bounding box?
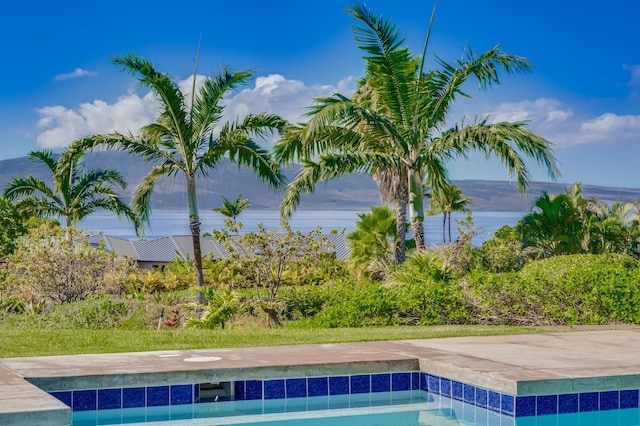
[346,205,397,278]
[275,3,559,255]
[212,194,250,233]
[4,149,140,232]
[66,54,286,303]
[427,184,472,243]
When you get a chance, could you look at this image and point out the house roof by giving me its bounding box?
[87,233,348,263]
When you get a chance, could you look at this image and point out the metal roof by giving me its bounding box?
[85,233,348,263]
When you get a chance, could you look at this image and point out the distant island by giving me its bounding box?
[1,151,639,212]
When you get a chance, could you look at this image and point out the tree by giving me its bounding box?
[3,149,140,232]
[275,2,558,256]
[66,54,286,303]
[2,224,136,304]
[427,184,473,243]
[346,205,398,278]
[212,194,250,233]
[214,225,333,326]
[0,197,29,259]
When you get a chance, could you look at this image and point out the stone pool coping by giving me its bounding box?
[2,328,640,425]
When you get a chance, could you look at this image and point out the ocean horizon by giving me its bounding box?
[78,209,527,246]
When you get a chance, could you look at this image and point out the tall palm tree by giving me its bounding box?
[4,149,140,232]
[66,54,286,302]
[427,183,472,243]
[275,2,559,255]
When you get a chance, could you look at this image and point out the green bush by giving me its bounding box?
[390,251,469,325]
[312,281,398,327]
[465,253,640,325]
[45,297,136,329]
[475,225,523,273]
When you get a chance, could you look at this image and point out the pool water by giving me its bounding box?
[71,390,640,426]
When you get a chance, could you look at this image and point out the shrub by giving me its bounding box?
[465,253,640,325]
[312,280,398,327]
[390,251,469,325]
[475,225,523,273]
[2,224,137,304]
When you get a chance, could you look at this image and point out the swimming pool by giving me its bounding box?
[4,332,640,425]
[70,390,640,425]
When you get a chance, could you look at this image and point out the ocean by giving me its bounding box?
[78,209,527,245]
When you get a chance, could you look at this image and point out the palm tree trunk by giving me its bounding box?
[448,212,452,242]
[394,198,407,264]
[442,214,446,243]
[187,174,205,305]
[408,170,426,249]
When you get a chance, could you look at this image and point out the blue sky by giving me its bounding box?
[1,0,639,188]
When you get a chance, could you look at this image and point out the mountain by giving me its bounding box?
[1,151,640,211]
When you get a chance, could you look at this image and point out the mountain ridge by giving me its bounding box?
[1,152,639,212]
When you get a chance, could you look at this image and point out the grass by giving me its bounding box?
[0,325,548,358]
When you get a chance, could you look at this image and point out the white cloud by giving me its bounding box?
[36,92,159,148]
[54,68,97,81]
[35,74,355,149]
[480,98,640,148]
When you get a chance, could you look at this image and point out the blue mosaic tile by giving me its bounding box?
[286,378,307,398]
[98,388,121,410]
[122,387,145,408]
[73,390,97,412]
[51,391,72,407]
[620,389,639,409]
[308,377,328,397]
[600,390,619,411]
[451,381,463,401]
[463,384,475,404]
[515,396,536,417]
[234,381,245,401]
[411,372,420,390]
[246,380,263,400]
[428,375,440,393]
[488,390,502,413]
[536,395,557,416]
[559,393,579,414]
[579,392,599,412]
[371,373,390,393]
[391,372,410,391]
[350,375,370,394]
[475,387,488,408]
[264,379,285,400]
[170,385,192,405]
[501,394,515,415]
[147,386,169,407]
[194,384,200,403]
[420,373,428,391]
[329,376,349,396]
[440,378,451,397]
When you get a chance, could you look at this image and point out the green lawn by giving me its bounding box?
[0,325,548,358]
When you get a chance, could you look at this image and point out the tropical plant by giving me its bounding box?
[3,149,140,233]
[0,197,30,259]
[185,287,238,329]
[274,2,558,258]
[212,194,250,233]
[518,183,640,259]
[427,183,472,243]
[65,54,286,303]
[346,205,397,278]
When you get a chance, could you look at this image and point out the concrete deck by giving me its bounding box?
[1,329,640,425]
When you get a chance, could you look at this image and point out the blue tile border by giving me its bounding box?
[45,370,640,419]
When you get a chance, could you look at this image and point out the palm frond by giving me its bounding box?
[112,54,189,148]
[131,162,177,223]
